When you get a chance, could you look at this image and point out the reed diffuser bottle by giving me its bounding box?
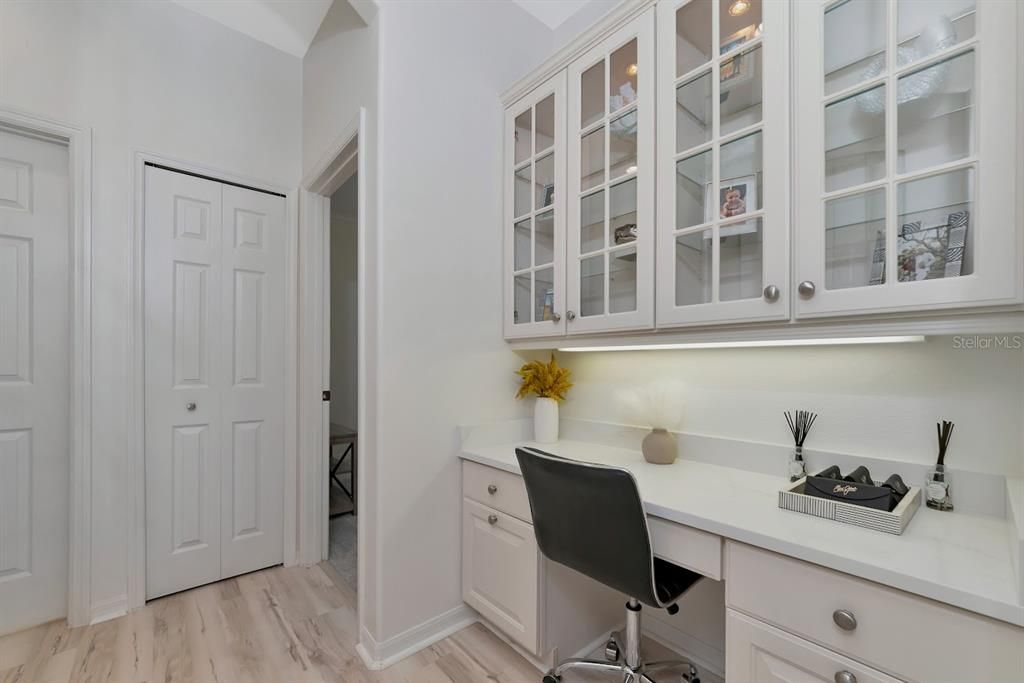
[784,410,818,482]
[926,420,955,511]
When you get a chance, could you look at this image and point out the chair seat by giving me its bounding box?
[653,557,702,605]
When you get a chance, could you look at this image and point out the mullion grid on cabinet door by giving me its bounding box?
[819,0,980,293]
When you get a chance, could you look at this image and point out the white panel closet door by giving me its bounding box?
[0,128,70,635]
[145,167,224,600]
[145,167,286,600]
[219,185,285,579]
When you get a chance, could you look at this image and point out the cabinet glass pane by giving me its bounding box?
[514,109,532,164]
[720,45,762,137]
[535,153,555,209]
[898,0,974,63]
[534,267,555,322]
[897,51,974,175]
[514,218,531,271]
[824,0,886,96]
[536,94,555,153]
[580,254,605,317]
[514,165,531,217]
[676,150,712,229]
[897,167,974,280]
[676,231,712,306]
[581,191,605,254]
[719,131,762,217]
[825,188,886,290]
[581,126,605,191]
[514,274,531,324]
[676,0,712,77]
[609,110,638,181]
[609,39,638,113]
[720,0,762,55]
[825,85,886,192]
[676,71,712,153]
[581,60,605,128]
[609,248,638,314]
[719,218,762,301]
[610,179,637,247]
[535,211,554,267]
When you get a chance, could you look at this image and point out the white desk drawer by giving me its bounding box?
[463,460,532,523]
[648,516,722,580]
[726,542,1023,683]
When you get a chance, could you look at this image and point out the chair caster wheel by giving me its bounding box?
[683,663,700,683]
[542,675,561,683]
[604,636,620,662]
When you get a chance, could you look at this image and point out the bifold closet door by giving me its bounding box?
[0,128,70,635]
[145,166,285,600]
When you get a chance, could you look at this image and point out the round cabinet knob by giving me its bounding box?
[487,484,498,495]
[832,609,857,631]
[487,514,498,525]
[798,281,816,299]
[835,671,857,683]
[186,402,197,411]
[763,284,780,302]
[551,312,561,323]
[566,310,576,321]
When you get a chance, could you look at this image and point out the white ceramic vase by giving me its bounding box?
[534,397,559,444]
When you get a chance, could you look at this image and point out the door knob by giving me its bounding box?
[832,609,857,631]
[551,312,561,323]
[798,280,816,298]
[566,310,576,321]
[487,514,498,525]
[186,402,197,411]
[834,671,857,683]
[763,284,780,302]
[487,484,498,495]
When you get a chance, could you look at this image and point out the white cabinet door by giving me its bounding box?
[656,0,790,327]
[794,0,1021,318]
[726,610,902,683]
[0,129,70,635]
[462,498,539,654]
[566,8,656,334]
[145,167,285,600]
[505,73,568,339]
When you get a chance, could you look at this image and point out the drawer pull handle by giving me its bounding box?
[835,671,857,683]
[832,609,857,631]
[487,484,498,495]
[487,514,498,525]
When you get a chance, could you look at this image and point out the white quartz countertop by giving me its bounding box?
[460,439,1024,627]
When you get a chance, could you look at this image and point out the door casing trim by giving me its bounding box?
[0,105,94,627]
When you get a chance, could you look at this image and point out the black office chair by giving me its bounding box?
[515,447,702,683]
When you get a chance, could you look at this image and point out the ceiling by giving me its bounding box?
[171,0,335,57]
[512,0,591,29]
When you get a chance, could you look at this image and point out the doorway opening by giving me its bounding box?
[326,172,359,589]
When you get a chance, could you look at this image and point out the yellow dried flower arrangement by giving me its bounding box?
[515,354,572,402]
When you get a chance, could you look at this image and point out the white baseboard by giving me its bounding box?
[357,604,478,670]
[90,594,129,625]
[644,614,725,679]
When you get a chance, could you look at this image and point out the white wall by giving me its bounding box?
[0,0,302,617]
[330,176,358,429]
[559,337,1024,477]
[373,0,553,644]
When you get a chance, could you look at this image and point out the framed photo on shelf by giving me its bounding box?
[701,175,758,240]
[895,211,970,282]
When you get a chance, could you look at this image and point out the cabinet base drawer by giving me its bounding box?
[648,516,722,580]
[463,460,532,522]
[726,541,1023,682]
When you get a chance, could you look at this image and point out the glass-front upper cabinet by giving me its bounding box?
[504,73,567,339]
[794,0,1020,318]
[565,8,656,334]
[656,0,790,327]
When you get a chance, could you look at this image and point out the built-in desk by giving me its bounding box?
[459,438,1024,682]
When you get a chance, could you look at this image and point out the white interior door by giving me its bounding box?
[145,166,285,600]
[0,128,70,635]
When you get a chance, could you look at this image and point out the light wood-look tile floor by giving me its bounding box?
[0,562,711,683]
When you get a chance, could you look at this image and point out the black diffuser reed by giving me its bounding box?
[927,420,955,510]
[935,420,954,474]
[785,410,818,481]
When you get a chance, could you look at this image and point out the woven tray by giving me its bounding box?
[779,478,921,535]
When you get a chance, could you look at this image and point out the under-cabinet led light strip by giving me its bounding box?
[557,336,926,352]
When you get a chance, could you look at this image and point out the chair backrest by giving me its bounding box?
[515,446,660,607]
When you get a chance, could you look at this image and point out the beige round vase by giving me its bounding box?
[642,428,677,465]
